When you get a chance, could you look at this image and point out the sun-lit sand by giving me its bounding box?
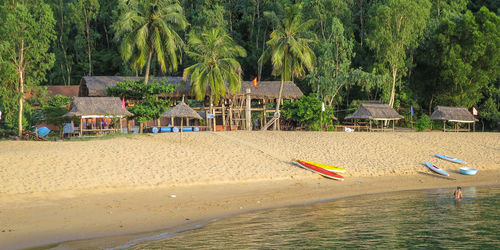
[0,131,499,249]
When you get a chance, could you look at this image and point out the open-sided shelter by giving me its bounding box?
[64,97,133,136]
[430,106,477,132]
[78,76,303,131]
[345,103,403,131]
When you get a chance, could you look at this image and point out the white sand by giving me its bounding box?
[0,131,499,249]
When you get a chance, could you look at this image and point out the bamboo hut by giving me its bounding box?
[64,97,133,136]
[161,100,203,141]
[345,103,403,131]
[78,76,303,131]
[430,106,477,132]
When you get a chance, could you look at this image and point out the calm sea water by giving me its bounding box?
[115,185,500,249]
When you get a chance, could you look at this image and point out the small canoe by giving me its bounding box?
[292,160,344,181]
[460,167,478,175]
[292,159,346,173]
[424,161,450,176]
[435,153,467,164]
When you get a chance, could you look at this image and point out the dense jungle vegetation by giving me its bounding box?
[1,0,499,135]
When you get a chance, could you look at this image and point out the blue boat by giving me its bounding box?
[460,167,478,175]
[435,153,467,164]
[424,161,450,176]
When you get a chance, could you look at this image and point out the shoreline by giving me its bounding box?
[0,132,498,249]
[2,171,499,250]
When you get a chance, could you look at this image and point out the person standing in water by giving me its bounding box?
[454,186,463,199]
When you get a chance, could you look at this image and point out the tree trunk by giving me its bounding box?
[17,40,25,137]
[84,7,92,76]
[274,74,284,131]
[139,122,143,134]
[389,66,397,108]
[144,47,154,84]
[58,0,71,85]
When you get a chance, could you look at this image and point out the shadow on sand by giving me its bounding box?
[417,171,456,181]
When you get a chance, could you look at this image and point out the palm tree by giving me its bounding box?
[183,28,247,105]
[113,0,188,84]
[259,5,316,130]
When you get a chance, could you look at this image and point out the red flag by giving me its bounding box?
[252,77,258,89]
[121,97,126,109]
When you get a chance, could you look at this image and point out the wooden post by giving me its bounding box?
[392,120,395,131]
[120,118,123,133]
[229,101,233,131]
[443,120,446,132]
[212,106,216,131]
[79,118,83,136]
[262,100,266,129]
[246,88,251,131]
[222,102,226,131]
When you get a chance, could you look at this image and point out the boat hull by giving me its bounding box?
[424,161,450,176]
[292,159,346,173]
[292,160,344,181]
[460,167,478,175]
[435,153,467,164]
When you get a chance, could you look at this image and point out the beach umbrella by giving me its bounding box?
[161,99,202,142]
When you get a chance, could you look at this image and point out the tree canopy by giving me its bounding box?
[1,0,500,132]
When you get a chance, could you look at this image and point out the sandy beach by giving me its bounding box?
[0,131,499,249]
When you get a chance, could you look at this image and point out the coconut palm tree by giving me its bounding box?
[183,28,246,104]
[259,5,316,130]
[113,0,188,84]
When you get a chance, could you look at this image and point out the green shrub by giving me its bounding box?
[415,114,431,131]
[282,94,334,130]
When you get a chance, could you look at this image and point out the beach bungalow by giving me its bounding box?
[64,97,133,136]
[77,76,303,131]
[429,106,477,132]
[345,103,404,131]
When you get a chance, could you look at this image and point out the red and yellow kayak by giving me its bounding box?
[292,159,344,181]
[292,159,346,173]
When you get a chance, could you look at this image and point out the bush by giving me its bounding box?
[281,94,334,130]
[415,114,431,131]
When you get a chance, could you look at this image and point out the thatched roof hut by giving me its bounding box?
[234,81,303,100]
[78,76,184,97]
[430,106,477,123]
[345,103,403,120]
[64,97,133,118]
[161,101,202,120]
[78,76,303,100]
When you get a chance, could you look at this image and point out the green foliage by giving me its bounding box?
[259,3,316,82]
[415,114,431,131]
[0,0,497,132]
[0,1,56,135]
[282,95,334,130]
[113,0,189,83]
[366,0,431,107]
[106,79,175,122]
[41,94,72,131]
[478,93,500,130]
[433,8,500,108]
[184,28,246,103]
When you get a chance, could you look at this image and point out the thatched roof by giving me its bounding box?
[64,97,133,117]
[161,101,202,119]
[79,76,184,97]
[430,106,477,123]
[78,76,303,100]
[345,103,403,120]
[235,81,303,99]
